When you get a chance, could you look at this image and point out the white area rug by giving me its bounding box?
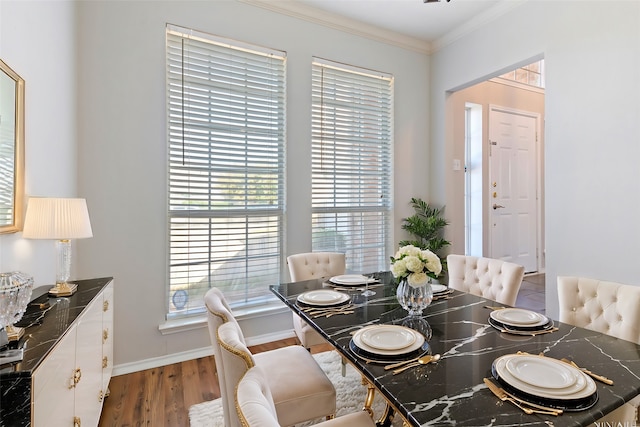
[189,350,403,426]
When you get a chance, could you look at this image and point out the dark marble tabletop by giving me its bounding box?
[271,272,640,427]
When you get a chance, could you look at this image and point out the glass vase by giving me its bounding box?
[396,278,433,317]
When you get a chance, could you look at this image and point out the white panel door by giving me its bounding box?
[489,107,538,272]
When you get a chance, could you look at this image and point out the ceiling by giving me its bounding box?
[241,0,527,53]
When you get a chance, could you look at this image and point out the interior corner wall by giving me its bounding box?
[430,1,640,319]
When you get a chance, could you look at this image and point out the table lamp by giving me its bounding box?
[22,197,93,296]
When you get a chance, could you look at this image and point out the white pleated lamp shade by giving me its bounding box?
[23,198,93,240]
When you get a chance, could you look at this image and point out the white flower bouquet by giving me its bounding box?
[390,245,442,287]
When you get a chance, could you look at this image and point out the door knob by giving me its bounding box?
[492,204,505,210]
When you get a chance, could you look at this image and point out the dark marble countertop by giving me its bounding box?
[1,277,114,378]
[271,272,640,427]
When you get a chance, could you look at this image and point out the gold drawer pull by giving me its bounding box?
[103,329,109,342]
[103,300,109,312]
[103,356,108,369]
[74,416,81,427]
[69,368,82,389]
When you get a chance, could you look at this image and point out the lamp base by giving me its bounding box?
[48,282,78,297]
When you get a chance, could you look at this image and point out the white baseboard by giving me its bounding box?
[112,329,296,376]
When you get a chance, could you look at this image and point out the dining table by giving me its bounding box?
[270,271,640,427]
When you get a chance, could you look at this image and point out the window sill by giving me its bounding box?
[158,299,290,336]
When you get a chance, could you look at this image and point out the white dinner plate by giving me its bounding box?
[490,308,549,327]
[329,274,374,286]
[359,325,417,351]
[353,325,425,356]
[494,354,594,399]
[505,355,577,389]
[297,290,350,306]
[431,284,448,294]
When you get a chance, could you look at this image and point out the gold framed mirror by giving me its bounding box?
[0,59,25,234]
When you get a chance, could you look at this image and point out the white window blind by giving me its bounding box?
[311,58,393,273]
[166,25,286,317]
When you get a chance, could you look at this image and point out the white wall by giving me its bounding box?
[431,1,640,318]
[0,1,78,284]
[72,1,430,367]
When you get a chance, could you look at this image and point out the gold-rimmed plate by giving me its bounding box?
[359,325,417,351]
[329,274,374,286]
[490,308,548,327]
[494,354,594,399]
[297,290,350,306]
[353,325,425,356]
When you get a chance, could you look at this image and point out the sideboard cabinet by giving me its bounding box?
[0,277,114,427]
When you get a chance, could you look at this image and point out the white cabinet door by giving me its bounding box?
[30,280,114,427]
[74,294,104,427]
[101,282,114,395]
[33,323,77,427]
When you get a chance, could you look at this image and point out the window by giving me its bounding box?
[311,58,393,273]
[166,25,286,317]
[498,60,545,89]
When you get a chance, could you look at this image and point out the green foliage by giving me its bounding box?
[399,197,450,257]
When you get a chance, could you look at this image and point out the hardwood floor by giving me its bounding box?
[98,337,305,427]
[99,279,545,427]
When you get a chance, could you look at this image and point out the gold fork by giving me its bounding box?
[484,378,562,416]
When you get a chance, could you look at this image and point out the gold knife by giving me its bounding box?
[384,355,423,370]
[483,378,562,416]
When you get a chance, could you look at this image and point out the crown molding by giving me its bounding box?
[432,0,528,52]
[237,0,528,56]
[237,0,433,54]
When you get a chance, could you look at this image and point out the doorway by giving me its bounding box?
[460,64,545,273]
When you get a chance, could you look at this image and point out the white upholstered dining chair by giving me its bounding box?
[287,252,346,349]
[236,365,375,427]
[446,254,525,306]
[205,288,336,427]
[217,321,336,426]
[557,276,640,424]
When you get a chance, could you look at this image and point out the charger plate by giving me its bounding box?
[489,316,555,333]
[349,339,431,364]
[494,354,595,399]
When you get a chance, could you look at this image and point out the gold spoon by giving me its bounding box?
[392,354,441,375]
